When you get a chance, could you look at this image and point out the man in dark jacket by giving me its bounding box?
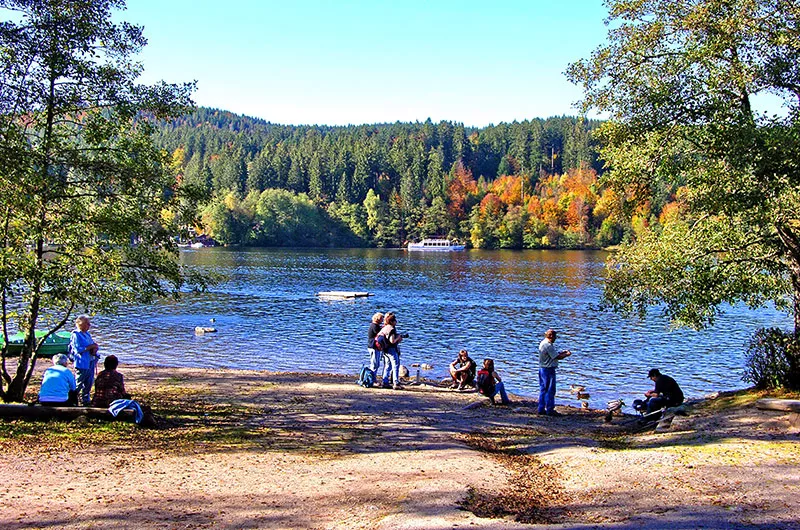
[644,368,684,413]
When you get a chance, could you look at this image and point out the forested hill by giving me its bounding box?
[155,108,640,249]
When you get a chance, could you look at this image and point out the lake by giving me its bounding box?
[99,247,791,410]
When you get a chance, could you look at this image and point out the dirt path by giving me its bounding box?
[0,365,798,529]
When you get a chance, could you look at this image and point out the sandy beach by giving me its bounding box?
[0,363,798,530]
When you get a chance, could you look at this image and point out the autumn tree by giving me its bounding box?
[568,0,800,385]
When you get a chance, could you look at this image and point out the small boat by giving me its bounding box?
[407,238,465,251]
[0,330,71,357]
[190,242,205,248]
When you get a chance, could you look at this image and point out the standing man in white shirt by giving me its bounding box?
[538,329,572,417]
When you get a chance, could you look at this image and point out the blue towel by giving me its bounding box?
[108,399,144,424]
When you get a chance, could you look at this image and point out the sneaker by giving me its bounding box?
[547,411,563,417]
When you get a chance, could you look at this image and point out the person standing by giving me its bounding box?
[70,315,100,406]
[537,329,572,416]
[379,312,403,390]
[367,312,384,374]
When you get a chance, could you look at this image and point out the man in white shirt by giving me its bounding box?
[537,329,572,417]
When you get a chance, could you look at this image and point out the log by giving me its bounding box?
[755,399,800,413]
[0,404,136,422]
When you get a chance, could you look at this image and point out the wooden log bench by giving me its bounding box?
[755,399,800,413]
[0,404,136,422]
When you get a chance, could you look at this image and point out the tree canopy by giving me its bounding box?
[0,0,201,401]
[567,0,800,335]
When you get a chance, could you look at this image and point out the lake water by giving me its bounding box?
[99,247,791,411]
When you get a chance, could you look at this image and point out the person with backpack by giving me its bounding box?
[367,312,384,375]
[449,349,476,390]
[379,312,404,390]
[476,358,510,405]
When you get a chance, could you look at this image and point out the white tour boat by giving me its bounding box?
[407,238,466,251]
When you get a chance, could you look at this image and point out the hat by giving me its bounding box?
[647,368,660,378]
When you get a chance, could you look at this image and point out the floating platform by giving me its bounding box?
[316,291,373,300]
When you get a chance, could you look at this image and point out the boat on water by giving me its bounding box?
[0,330,71,357]
[407,238,465,251]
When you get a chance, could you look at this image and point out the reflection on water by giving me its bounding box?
[98,248,791,410]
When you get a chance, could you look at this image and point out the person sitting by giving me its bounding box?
[640,368,684,414]
[38,354,77,406]
[91,355,131,408]
[476,358,510,405]
[449,349,476,390]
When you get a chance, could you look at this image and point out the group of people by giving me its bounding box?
[537,328,684,416]
[367,312,405,389]
[447,349,510,405]
[365,314,511,404]
[38,315,130,408]
[365,317,684,415]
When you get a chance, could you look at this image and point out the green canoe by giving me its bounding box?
[0,330,71,358]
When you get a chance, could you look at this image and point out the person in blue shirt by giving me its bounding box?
[38,354,77,406]
[70,315,100,406]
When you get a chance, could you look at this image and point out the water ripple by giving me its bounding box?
[96,248,792,411]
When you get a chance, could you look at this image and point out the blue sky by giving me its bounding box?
[122,0,610,126]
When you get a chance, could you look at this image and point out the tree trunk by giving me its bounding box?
[777,223,800,389]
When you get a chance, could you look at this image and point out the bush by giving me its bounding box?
[743,328,800,390]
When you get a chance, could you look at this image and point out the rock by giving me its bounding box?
[399,365,409,378]
[655,415,675,432]
[463,400,488,410]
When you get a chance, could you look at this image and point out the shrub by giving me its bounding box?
[743,328,800,390]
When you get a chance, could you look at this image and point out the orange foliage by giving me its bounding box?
[540,197,562,227]
[658,201,683,225]
[447,162,478,219]
[489,175,523,206]
[479,193,504,216]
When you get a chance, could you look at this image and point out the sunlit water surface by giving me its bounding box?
[97,248,790,411]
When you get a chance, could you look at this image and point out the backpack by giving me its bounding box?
[373,333,388,352]
[476,369,495,395]
[357,366,375,388]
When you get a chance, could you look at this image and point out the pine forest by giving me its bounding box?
[157,108,675,249]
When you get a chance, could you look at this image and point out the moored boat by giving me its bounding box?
[407,238,465,251]
[0,330,71,357]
